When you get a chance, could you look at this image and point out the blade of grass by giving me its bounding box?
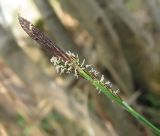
[78,68,160,136]
[19,16,160,136]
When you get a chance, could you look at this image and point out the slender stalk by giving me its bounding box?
[79,69,160,136]
[19,16,160,136]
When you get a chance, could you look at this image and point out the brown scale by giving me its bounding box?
[18,16,71,62]
[19,16,122,100]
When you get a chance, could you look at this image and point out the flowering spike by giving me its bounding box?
[19,16,121,99]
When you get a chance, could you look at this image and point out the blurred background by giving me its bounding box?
[0,0,160,135]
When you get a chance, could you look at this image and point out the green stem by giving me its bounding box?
[79,69,160,136]
[122,101,160,136]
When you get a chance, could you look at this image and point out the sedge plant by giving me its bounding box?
[19,16,160,136]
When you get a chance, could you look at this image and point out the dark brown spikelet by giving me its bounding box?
[18,16,70,61]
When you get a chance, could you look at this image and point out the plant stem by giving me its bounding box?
[79,68,160,136]
[122,101,160,136]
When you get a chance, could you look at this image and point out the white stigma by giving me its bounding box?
[100,75,104,83]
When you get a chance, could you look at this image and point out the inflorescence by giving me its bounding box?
[50,51,120,96]
[18,15,120,98]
